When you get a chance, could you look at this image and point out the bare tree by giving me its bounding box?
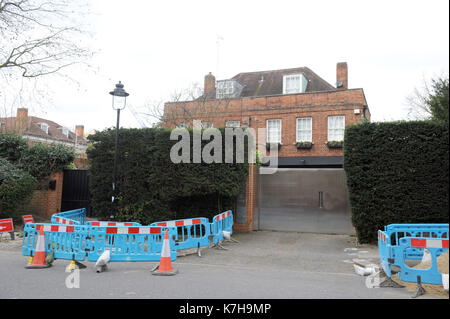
[405,74,449,121]
[0,0,94,115]
[143,82,234,128]
[405,76,434,121]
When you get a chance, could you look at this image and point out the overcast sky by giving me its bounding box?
[26,0,450,135]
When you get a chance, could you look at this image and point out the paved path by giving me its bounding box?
[0,231,443,299]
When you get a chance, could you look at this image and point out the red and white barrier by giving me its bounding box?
[54,217,75,225]
[105,227,162,234]
[410,238,449,249]
[36,224,75,233]
[89,221,136,227]
[155,218,202,227]
[216,211,231,221]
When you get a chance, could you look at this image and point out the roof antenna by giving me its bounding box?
[216,34,224,79]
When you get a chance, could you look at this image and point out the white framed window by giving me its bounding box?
[266,119,282,143]
[38,123,49,134]
[216,80,243,99]
[226,120,240,128]
[176,123,188,128]
[296,117,312,142]
[61,127,69,138]
[216,80,234,97]
[201,121,214,129]
[283,74,306,94]
[327,116,345,141]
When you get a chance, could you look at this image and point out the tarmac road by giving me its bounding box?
[0,231,443,299]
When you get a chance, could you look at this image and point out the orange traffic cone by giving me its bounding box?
[151,229,177,276]
[25,228,51,269]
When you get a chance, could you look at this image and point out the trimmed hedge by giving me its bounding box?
[0,158,36,219]
[87,128,251,224]
[344,121,449,243]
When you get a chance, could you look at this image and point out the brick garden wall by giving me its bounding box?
[25,171,64,219]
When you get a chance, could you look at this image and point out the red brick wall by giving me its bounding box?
[164,88,370,232]
[234,164,258,232]
[25,171,64,219]
[164,88,369,158]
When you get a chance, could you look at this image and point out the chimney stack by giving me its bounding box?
[75,125,84,139]
[336,62,348,90]
[204,72,216,97]
[15,108,29,134]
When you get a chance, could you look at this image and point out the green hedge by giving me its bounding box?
[87,128,251,224]
[0,158,36,219]
[0,134,75,188]
[344,121,449,243]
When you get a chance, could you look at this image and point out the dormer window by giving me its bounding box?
[216,80,243,99]
[176,123,188,128]
[38,122,49,134]
[283,73,307,94]
[201,121,214,129]
[61,127,69,138]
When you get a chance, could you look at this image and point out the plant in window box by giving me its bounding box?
[325,140,344,148]
[266,142,282,151]
[294,141,314,149]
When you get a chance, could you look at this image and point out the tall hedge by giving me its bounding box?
[0,158,36,219]
[87,127,251,224]
[344,121,449,243]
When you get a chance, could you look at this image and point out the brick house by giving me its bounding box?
[0,108,88,218]
[163,62,370,234]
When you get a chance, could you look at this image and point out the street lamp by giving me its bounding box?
[109,81,129,220]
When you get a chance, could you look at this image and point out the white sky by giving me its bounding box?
[26,0,450,135]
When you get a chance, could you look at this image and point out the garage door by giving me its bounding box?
[255,168,353,234]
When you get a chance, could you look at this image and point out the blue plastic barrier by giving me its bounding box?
[378,224,449,281]
[86,225,177,262]
[395,236,449,285]
[211,210,233,245]
[51,208,86,225]
[22,223,88,261]
[150,217,211,251]
[378,230,391,277]
[23,207,236,265]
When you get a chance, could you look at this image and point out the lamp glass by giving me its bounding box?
[112,94,126,110]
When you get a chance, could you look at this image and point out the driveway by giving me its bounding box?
[0,230,443,299]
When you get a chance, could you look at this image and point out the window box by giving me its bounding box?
[266,142,282,151]
[294,141,314,149]
[325,140,344,148]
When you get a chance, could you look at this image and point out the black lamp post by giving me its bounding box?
[109,81,129,220]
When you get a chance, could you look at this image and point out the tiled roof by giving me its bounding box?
[0,115,87,145]
[231,67,336,97]
[199,66,336,100]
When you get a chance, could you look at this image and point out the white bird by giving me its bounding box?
[353,264,376,276]
[95,249,110,273]
[223,230,231,240]
[223,231,239,243]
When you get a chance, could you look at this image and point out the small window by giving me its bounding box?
[226,120,240,128]
[201,121,214,129]
[328,116,345,141]
[39,123,49,134]
[266,119,281,143]
[296,117,312,142]
[216,80,243,99]
[176,123,188,128]
[283,73,307,94]
[61,127,69,138]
